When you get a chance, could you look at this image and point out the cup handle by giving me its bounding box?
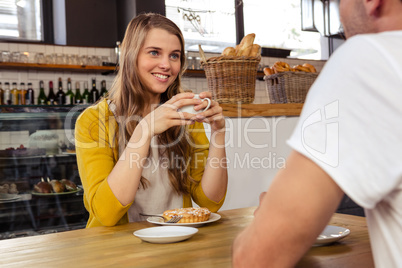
[201,98,211,112]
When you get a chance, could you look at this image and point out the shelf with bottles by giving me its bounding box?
[0,62,265,79]
[0,62,117,74]
[0,77,105,107]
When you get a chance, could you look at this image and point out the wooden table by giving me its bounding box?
[0,207,373,268]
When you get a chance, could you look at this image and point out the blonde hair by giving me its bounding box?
[108,13,193,194]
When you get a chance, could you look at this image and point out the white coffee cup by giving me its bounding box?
[179,94,211,114]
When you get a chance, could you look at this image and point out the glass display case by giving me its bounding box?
[0,105,88,239]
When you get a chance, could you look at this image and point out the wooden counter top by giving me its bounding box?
[0,207,373,267]
[221,103,303,117]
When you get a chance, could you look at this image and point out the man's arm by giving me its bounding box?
[232,150,344,268]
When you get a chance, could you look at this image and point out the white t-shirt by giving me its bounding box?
[287,31,402,268]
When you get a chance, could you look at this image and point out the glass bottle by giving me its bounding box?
[37,80,47,105]
[26,82,35,105]
[65,78,75,105]
[11,82,19,105]
[56,77,66,105]
[115,41,121,65]
[4,82,11,105]
[74,82,83,104]
[89,78,99,103]
[47,81,56,105]
[100,80,108,98]
[19,82,26,105]
[0,82,3,105]
[82,81,90,104]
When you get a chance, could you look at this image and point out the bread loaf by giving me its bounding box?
[34,181,52,193]
[303,63,317,73]
[267,61,317,74]
[239,33,255,50]
[239,45,253,56]
[250,44,261,57]
[263,67,275,76]
[61,179,77,191]
[222,47,236,56]
[50,180,65,193]
[220,33,260,58]
[234,44,241,55]
[293,65,310,72]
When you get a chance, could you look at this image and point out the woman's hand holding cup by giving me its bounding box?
[142,92,224,137]
[141,93,205,137]
[191,91,225,133]
[179,94,211,114]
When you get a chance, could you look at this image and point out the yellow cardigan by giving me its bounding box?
[75,99,225,228]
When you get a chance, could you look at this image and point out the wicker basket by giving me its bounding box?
[264,72,319,103]
[201,56,260,104]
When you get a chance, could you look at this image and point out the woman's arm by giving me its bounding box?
[107,92,208,206]
[78,94,220,225]
[106,119,152,206]
[75,103,132,226]
[200,129,227,202]
[193,91,228,203]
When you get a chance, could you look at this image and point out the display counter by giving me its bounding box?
[0,105,88,239]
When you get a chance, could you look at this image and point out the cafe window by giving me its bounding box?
[166,0,323,59]
[165,0,237,53]
[243,0,321,59]
[0,0,43,42]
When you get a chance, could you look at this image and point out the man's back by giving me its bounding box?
[288,30,402,268]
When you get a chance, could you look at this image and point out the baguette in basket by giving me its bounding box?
[199,34,261,104]
[221,33,261,58]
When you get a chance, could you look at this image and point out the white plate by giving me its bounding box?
[147,212,221,227]
[0,193,20,201]
[61,152,76,155]
[314,225,350,246]
[32,188,81,196]
[134,226,198,244]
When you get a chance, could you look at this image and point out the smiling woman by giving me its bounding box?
[75,13,228,228]
[137,28,182,98]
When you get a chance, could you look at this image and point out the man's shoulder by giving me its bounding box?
[345,31,402,47]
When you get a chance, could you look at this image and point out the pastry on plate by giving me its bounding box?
[162,207,211,223]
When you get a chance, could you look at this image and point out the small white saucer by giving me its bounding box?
[134,226,198,244]
[0,193,20,202]
[314,225,350,246]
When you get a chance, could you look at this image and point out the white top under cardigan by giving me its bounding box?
[107,100,183,222]
[128,136,183,222]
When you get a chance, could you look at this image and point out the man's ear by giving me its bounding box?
[366,0,382,17]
